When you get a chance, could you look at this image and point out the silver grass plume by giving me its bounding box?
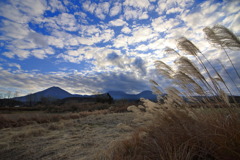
[175,56,205,81]
[151,86,163,95]
[165,47,181,56]
[177,37,200,56]
[165,87,184,104]
[204,25,240,50]
[173,71,205,96]
[214,71,233,96]
[155,60,174,79]
[149,79,165,103]
[175,56,217,95]
[203,27,222,48]
[149,79,159,86]
[218,89,230,106]
[203,25,240,81]
[177,36,221,94]
[149,80,163,95]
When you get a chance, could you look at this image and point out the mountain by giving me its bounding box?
[14,86,74,102]
[14,86,157,102]
[108,90,157,101]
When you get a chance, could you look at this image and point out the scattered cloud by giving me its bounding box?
[121,26,131,34]
[123,0,150,9]
[109,19,127,26]
[55,13,78,31]
[8,63,21,70]
[0,0,240,95]
[124,7,149,20]
[109,2,122,17]
[95,2,110,20]
[82,1,97,14]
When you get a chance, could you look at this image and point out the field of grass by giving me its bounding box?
[0,111,136,160]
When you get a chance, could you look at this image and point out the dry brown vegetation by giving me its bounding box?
[103,106,240,160]
[102,25,240,160]
[0,110,109,129]
[0,112,137,160]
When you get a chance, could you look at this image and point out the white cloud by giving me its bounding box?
[166,7,183,14]
[48,0,67,12]
[48,36,64,48]
[135,44,149,51]
[123,7,150,20]
[82,1,111,20]
[95,2,110,20]
[78,28,114,45]
[139,12,149,19]
[109,19,127,26]
[31,47,54,59]
[223,0,240,14]
[121,26,132,34]
[113,34,129,48]
[123,0,150,9]
[152,17,180,32]
[114,26,158,48]
[17,0,47,16]
[3,50,30,59]
[82,1,97,14]
[109,2,122,17]
[156,0,193,15]
[57,54,84,64]
[74,11,87,18]
[55,13,78,31]
[128,26,158,45]
[0,20,30,40]
[8,63,21,70]
[0,0,47,23]
[0,4,29,23]
[229,14,240,34]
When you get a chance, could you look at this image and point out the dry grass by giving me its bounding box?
[0,110,109,129]
[0,112,136,160]
[102,25,240,160]
[104,107,240,160]
[45,102,112,113]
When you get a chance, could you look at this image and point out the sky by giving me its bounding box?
[0,0,240,96]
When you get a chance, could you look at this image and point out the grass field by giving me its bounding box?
[0,111,136,160]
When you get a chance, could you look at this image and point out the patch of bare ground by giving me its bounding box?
[0,112,136,160]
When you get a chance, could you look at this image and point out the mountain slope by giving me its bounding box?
[14,86,73,102]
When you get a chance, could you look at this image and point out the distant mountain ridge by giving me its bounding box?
[108,90,156,101]
[14,86,157,102]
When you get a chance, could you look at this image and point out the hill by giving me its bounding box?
[13,86,157,103]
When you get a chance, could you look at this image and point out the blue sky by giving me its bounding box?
[0,0,239,96]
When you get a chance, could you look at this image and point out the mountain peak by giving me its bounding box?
[14,86,73,102]
[45,86,63,91]
[40,86,72,98]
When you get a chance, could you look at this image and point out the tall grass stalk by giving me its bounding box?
[203,25,240,80]
[103,25,240,160]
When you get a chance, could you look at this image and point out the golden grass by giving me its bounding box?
[102,25,240,160]
[0,112,136,160]
[0,109,109,129]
